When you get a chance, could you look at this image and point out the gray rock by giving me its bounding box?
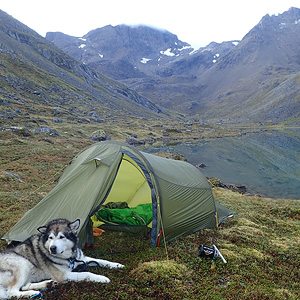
[89,130,110,141]
[126,137,145,145]
[53,118,63,123]
[0,126,31,136]
[32,126,60,136]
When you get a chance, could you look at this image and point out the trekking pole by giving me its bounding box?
[213,244,227,263]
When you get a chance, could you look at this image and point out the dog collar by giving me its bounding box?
[68,258,76,270]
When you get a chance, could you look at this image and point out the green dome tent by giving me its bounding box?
[3,141,234,247]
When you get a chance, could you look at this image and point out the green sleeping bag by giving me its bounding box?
[96,203,153,226]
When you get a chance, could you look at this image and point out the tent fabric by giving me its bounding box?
[2,140,235,247]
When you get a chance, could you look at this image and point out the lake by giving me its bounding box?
[147,129,300,200]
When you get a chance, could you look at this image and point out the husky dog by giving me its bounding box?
[0,218,124,299]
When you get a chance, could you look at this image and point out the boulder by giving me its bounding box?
[208,177,247,194]
[53,118,63,123]
[32,126,60,136]
[89,130,110,141]
[196,163,207,168]
[126,137,145,145]
[0,126,31,136]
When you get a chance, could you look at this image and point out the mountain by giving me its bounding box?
[193,7,300,123]
[46,8,300,125]
[0,10,169,138]
[46,25,237,113]
[122,41,238,112]
[46,25,193,80]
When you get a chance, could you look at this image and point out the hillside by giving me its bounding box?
[47,8,300,125]
[1,130,299,299]
[0,9,173,142]
[194,7,300,124]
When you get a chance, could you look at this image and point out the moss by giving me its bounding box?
[273,288,298,300]
[1,132,300,299]
[130,260,188,283]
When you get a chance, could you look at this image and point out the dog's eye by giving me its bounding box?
[48,236,53,240]
[60,236,65,239]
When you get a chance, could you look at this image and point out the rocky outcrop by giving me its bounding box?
[208,178,247,194]
[32,127,60,136]
[89,130,110,141]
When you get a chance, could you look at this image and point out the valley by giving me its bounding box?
[46,8,300,125]
[1,7,300,299]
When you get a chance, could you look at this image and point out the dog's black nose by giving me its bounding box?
[50,245,57,254]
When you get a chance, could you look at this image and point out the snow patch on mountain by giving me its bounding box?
[160,48,175,57]
[141,57,152,64]
[213,53,220,63]
[178,45,191,51]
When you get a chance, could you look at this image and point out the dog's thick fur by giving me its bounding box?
[0,218,124,299]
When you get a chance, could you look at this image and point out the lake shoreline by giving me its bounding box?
[144,130,300,200]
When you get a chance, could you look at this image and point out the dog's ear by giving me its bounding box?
[38,226,47,234]
[69,219,80,233]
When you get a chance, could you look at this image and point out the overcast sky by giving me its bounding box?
[1,0,300,48]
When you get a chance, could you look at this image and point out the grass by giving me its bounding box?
[1,131,300,299]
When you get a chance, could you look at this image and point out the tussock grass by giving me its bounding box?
[131,260,188,282]
[1,132,300,299]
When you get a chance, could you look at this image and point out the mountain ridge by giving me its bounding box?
[46,7,300,125]
[46,25,238,114]
[46,24,193,80]
[193,7,300,123]
[2,7,300,127]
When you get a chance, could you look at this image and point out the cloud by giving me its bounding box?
[1,0,300,47]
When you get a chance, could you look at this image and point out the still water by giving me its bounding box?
[147,130,300,200]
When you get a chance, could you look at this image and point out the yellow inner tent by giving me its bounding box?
[92,154,152,227]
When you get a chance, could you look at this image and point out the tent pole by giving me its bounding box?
[158,208,169,261]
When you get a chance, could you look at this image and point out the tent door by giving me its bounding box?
[93,152,158,247]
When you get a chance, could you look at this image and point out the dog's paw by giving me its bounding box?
[47,280,59,289]
[109,262,124,268]
[93,275,110,283]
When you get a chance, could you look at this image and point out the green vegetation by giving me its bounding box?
[1,13,300,298]
[1,131,299,299]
